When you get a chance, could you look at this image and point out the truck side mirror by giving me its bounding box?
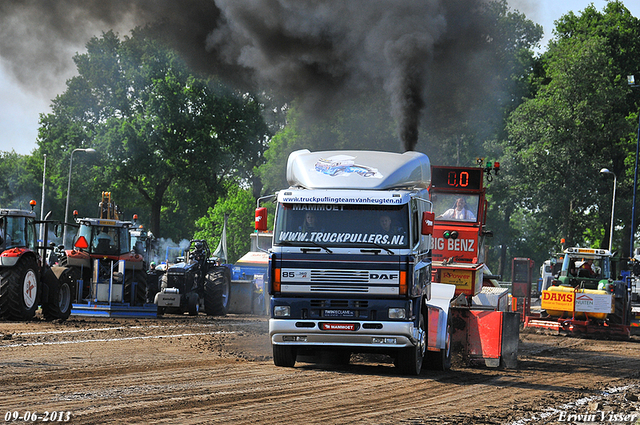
[255,207,268,231]
[421,211,434,235]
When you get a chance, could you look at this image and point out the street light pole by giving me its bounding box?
[39,154,47,245]
[601,168,617,252]
[632,116,640,256]
[63,148,96,247]
[628,75,640,257]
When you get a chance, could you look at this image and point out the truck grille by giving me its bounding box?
[310,300,369,308]
[309,270,369,283]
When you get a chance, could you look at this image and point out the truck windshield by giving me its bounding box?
[433,193,479,222]
[274,203,409,247]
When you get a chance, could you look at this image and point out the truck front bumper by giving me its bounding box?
[269,318,418,348]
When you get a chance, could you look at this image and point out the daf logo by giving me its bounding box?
[370,273,398,279]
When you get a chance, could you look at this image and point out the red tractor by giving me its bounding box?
[0,201,76,321]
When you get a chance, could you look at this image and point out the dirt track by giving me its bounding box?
[1,314,640,424]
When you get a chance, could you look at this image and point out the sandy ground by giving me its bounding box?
[1,313,640,424]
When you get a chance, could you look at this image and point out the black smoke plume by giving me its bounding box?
[0,0,494,151]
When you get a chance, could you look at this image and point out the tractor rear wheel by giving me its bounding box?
[0,256,39,321]
[124,270,147,305]
[203,269,230,316]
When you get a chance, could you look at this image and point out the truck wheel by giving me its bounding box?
[42,267,75,321]
[273,345,297,367]
[395,313,425,375]
[427,313,452,371]
[204,270,230,316]
[187,292,199,316]
[0,256,39,321]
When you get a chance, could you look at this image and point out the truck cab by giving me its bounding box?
[262,150,454,375]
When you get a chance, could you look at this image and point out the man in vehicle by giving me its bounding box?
[437,197,476,221]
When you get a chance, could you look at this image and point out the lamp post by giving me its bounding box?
[39,154,47,245]
[600,168,617,252]
[63,148,96,247]
[628,75,639,257]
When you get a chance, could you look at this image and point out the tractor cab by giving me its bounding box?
[0,209,37,250]
[73,218,132,257]
[556,247,613,290]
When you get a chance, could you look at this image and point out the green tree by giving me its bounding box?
[0,152,41,210]
[36,28,270,240]
[497,1,640,275]
[194,184,256,263]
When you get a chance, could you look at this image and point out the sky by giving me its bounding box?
[1,0,639,156]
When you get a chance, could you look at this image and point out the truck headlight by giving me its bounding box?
[388,307,406,319]
[274,305,291,317]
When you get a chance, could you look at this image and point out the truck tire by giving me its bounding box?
[187,292,199,316]
[273,345,297,367]
[426,313,452,371]
[395,312,425,375]
[0,256,39,321]
[204,270,230,316]
[42,267,75,321]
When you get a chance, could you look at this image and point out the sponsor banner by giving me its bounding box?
[431,237,476,253]
[321,323,356,331]
[440,269,473,289]
[278,191,407,205]
[541,290,574,311]
[277,230,405,246]
[574,293,614,314]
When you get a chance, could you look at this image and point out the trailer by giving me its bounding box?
[429,162,519,368]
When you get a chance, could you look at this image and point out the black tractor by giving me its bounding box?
[154,239,231,316]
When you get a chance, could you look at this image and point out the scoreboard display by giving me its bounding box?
[431,166,483,191]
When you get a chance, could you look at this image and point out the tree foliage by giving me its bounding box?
[36,28,270,241]
[499,1,640,270]
[193,184,256,263]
